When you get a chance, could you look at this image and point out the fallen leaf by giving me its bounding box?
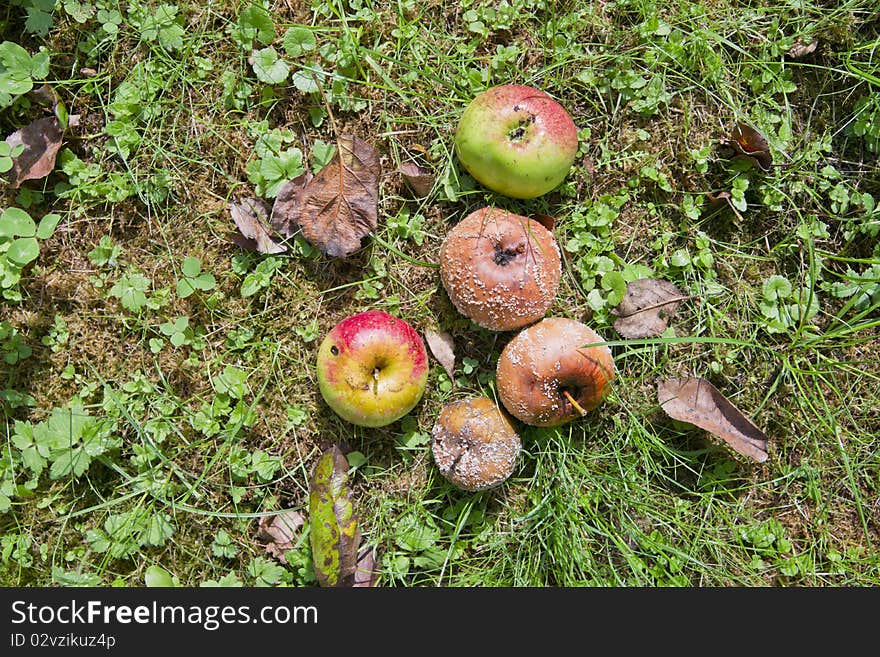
[706,191,731,205]
[30,84,59,110]
[229,197,287,254]
[269,169,312,236]
[425,329,455,381]
[29,84,73,129]
[398,161,435,198]
[4,116,63,188]
[727,121,772,172]
[534,213,556,232]
[612,278,687,338]
[703,191,744,220]
[257,509,305,562]
[657,377,769,463]
[271,134,380,258]
[353,547,380,587]
[309,445,361,587]
[409,143,439,162]
[787,40,818,59]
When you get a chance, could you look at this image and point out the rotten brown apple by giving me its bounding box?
[439,207,561,332]
[496,317,614,427]
[431,396,521,491]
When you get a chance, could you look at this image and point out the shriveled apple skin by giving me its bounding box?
[432,396,521,492]
[455,84,578,199]
[317,310,428,428]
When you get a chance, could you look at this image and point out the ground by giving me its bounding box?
[1,0,878,586]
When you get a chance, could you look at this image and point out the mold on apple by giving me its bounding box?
[439,207,561,331]
[431,396,521,492]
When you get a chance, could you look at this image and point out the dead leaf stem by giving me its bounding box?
[311,71,339,138]
[615,295,695,318]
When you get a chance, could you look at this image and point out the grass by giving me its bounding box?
[1,0,878,587]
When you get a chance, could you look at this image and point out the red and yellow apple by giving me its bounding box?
[316,310,429,428]
[454,84,578,199]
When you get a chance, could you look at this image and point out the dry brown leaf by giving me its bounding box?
[727,121,772,172]
[398,161,435,198]
[353,547,380,587]
[30,84,60,109]
[657,377,769,463]
[4,116,63,188]
[424,329,455,381]
[270,134,380,258]
[229,197,287,254]
[706,191,731,205]
[703,191,743,221]
[257,509,305,562]
[534,213,556,232]
[612,278,686,338]
[30,84,78,128]
[269,170,313,237]
[787,40,818,59]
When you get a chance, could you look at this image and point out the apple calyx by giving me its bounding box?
[493,243,525,266]
[506,110,535,142]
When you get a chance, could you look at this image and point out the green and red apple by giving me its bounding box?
[454,84,578,199]
[316,310,429,428]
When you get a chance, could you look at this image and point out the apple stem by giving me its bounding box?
[562,390,587,417]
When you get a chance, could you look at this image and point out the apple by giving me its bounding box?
[316,310,429,428]
[454,84,578,199]
[431,396,521,492]
[496,317,614,427]
[439,207,561,331]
